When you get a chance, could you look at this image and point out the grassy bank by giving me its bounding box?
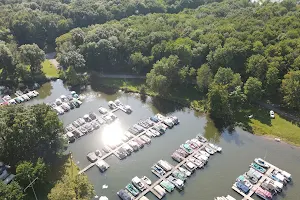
[42,60,59,78]
[96,77,300,146]
[236,105,300,146]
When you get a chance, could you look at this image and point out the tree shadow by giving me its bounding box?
[151,96,185,114]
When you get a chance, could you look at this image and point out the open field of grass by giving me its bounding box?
[236,105,300,146]
[42,60,59,78]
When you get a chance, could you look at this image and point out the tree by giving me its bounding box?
[207,84,232,122]
[19,44,45,74]
[0,44,15,76]
[196,64,213,92]
[58,51,85,70]
[0,181,24,200]
[265,66,280,95]
[213,67,242,92]
[244,77,263,102]
[70,28,85,47]
[65,66,81,86]
[246,55,268,81]
[281,70,300,110]
[129,52,150,74]
[229,86,246,110]
[48,174,94,200]
[0,104,64,166]
[16,158,47,188]
[146,55,180,94]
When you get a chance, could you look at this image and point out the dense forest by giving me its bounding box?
[0,0,216,48]
[56,0,300,115]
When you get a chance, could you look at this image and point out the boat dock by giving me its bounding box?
[134,142,209,200]
[79,130,146,174]
[231,159,292,200]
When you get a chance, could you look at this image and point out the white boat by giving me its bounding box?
[98,107,108,114]
[124,105,132,113]
[254,158,270,168]
[199,150,210,158]
[178,167,191,177]
[208,143,222,152]
[95,160,109,172]
[141,176,152,185]
[153,185,166,197]
[281,171,292,182]
[132,176,145,191]
[205,147,215,155]
[274,138,281,142]
[157,160,173,172]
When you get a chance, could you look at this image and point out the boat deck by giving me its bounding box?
[231,159,289,200]
[111,104,129,113]
[134,142,209,200]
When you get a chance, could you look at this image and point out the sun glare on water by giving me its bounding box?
[102,120,124,146]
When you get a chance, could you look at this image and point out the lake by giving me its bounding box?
[29,80,300,200]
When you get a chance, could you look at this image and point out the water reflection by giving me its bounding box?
[102,120,124,146]
[151,97,184,114]
[204,117,221,143]
[38,82,53,99]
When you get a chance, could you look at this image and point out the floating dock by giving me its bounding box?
[231,159,292,200]
[134,142,210,200]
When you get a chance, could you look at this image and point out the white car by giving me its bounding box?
[270,110,275,118]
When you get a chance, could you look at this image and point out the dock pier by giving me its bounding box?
[134,142,209,200]
[231,159,290,200]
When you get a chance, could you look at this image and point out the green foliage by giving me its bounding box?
[281,70,300,110]
[207,84,232,122]
[146,55,180,94]
[0,104,64,167]
[130,52,151,74]
[0,181,24,200]
[48,174,94,200]
[16,158,47,188]
[246,55,268,81]
[244,77,263,102]
[213,67,242,92]
[19,44,45,74]
[265,66,280,95]
[196,64,213,92]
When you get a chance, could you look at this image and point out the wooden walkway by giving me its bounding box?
[232,159,285,200]
[134,142,210,200]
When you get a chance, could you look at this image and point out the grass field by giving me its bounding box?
[236,105,300,146]
[42,60,59,78]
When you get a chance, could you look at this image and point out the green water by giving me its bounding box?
[30,80,300,200]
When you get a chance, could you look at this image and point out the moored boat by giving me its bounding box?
[132,176,145,191]
[196,134,207,143]
[208,143,222,152]
[188,158,204,168]
[172,169,187,181]
[235,181,250,194]
[180,144,194,154]
[178,167,191,177]
[159,180,175,192]
[205,147,215,155]
[141,176,152,185]
[117,189,133,200]
[151,164,166,177]
[254,158,270,168]
[199,150,210,158]
[125,183,139,197]
[250,163,267,174]
[157,160,173,172]
[153,185,166,198]
[255,187,272,200]
[172,152,183,163]
[167,176,184,190]
[184,161,197,172]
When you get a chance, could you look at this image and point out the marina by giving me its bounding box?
[119,135,222,200]
[20,80,300,200]
[79,113,180,174]
[231,159,292,200]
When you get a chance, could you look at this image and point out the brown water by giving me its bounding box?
[29,80,300,200]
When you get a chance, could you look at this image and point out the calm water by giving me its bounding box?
[29,80,300,200]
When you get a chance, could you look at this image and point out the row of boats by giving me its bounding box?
[65,112,108,142]
[108,99,132,114]
[117,176,152,200]
[1,90,39,105]
[48,91,83,115]
[172,135,221,164]
[233,158,292,200]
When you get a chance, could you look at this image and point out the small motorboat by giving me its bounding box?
[178,167,191,177]
[196,134,207,143]
[208,143,222,152]
[250,163,267,174]
[205,147,215,155]
[275,138,281,142]
[254,158,270,168]
[141,176,152,185]
[132,176,145,191]
[125,183,139,197]
[180,144,194,154]
[199,150,210,158]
